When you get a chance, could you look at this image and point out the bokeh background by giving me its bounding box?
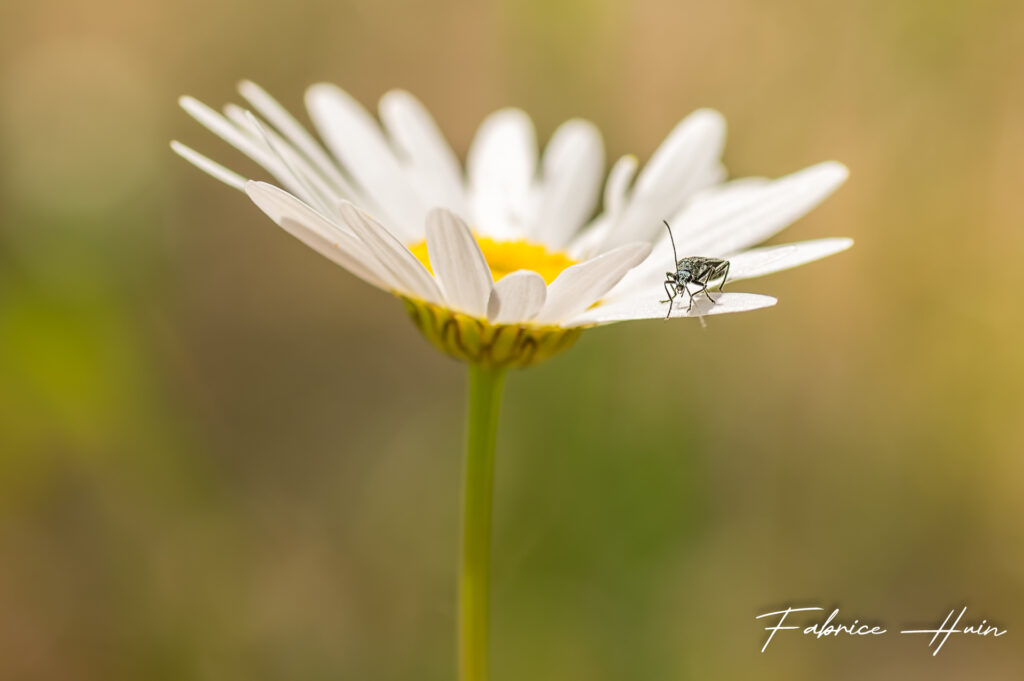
[2,0,1023,679]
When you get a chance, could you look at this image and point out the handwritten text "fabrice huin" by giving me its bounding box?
[757,606,1006,656]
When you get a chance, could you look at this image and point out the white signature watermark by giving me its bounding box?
[756,606,1006,656]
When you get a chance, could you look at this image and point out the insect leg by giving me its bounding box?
[659,280,674,304]
[685,283,697,313]
[702,262,728,304]
[717,262,730,293]
[695,282,714,305]
[663,281,676,319]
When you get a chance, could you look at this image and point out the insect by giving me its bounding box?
[661,220,730,319]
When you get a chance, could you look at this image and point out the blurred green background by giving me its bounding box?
[2,0,1023,679]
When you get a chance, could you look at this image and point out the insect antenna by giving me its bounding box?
[663,220,679,265]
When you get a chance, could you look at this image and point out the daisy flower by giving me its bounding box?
[172,81,850,369]
[172,81,851,681]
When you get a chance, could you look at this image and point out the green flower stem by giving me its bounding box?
[459,364,507,681]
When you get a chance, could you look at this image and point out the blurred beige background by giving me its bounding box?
[2,0,1023,679]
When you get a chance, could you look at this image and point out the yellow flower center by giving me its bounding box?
[408,236,577,284]
[403,235,586,368]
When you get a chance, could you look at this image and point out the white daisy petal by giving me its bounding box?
[336,201,443,304]
[467,108,537,240]
[528,119,604,248]
[596,244,666,301]
[244,181,394,289]
[533,243,652,325]
[634,109,726,200]
[226,104,384,226]
[727,237,853,282]
[678,162,848,256]
[569,292,777,326]
[601,109,727,249]
[179,101,272,177]
[237,80,357,198]
[305,83,424,240]
[180,96,268,162]
[604,154,639,217]
[243,180,355,239]
[566,215,610,262]
[669,177,772,247]
[234,108,340,219]
[566,154,639,260]
[379,90,467,215]
[425,208,493,317]
[278,218,390,289]
[243,179,395,282]
[487,270,547,324]
[171,141,247,190]
[179,96,312,198]
[703,162,729,190]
